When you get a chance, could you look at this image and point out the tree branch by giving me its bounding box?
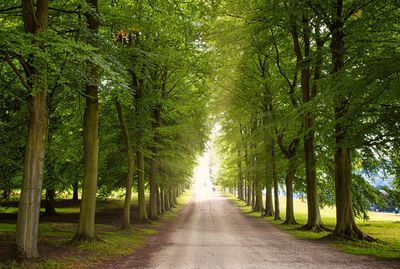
[3,52,31,91]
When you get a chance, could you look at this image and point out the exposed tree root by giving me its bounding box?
[282,219,297,225]
[68,233,104,245]
[298,223,332,232]
[328,229,376,242]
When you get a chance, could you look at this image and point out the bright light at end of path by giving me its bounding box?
[193,138,219,201]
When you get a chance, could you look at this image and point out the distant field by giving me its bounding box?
[227,194,400,260]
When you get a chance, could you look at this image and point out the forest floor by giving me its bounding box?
[95,186,400,269]
[0,192,191,269]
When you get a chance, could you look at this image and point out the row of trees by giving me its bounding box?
[212,0,399,240]
[1,0,211,258]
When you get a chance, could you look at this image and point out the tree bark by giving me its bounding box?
[290,11,325,231]
[156,184,162,215]
[264,185,274,216]
[330,0,371,241]
[137,150,149,222]
[75,0,101,241]
[169,188,175,208]
[237,149,244,200]
[247,179,252,206]
[253,187,264,213]
[16,0,49,258]
[76,83,99,241]
[115,98,135,229]
[251,180,256,210]
[270,141,280,220]
[283,156,298,225]
[149,106,161,220]
[164,187,171,211]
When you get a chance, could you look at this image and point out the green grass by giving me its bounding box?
[0,190,193,269]
[225,193,400,260]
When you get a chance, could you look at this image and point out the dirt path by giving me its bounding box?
[98,187,399,269]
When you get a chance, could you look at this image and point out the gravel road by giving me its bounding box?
[98,186,399,269]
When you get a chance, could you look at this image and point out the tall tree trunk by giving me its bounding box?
[237,149,244,200]
[149,106,161,220]
[76,84,99,241]
[44,188,57,216]
[290,11,324,231]
[164,188,171,211]
[169,188,175,208]
[240,126,251,206]
[283,156,298,225]
[173,187,178,206]
[156,184,162,215]
[330,0,371,240]
[253,187,264,213]
[74,0,101,242]
[244,177,247,202]
[160,186,166,213]
[251,180,256,210]
[272,144,280,220]
[72,181,79,200]
[137,150,148,222]
[16,0,49,258]
[246,178,251,206]
[115,98,135,229]
[264,185,274,216]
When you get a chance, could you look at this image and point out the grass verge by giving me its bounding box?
[224,192,400,260]
[0,190,192,269]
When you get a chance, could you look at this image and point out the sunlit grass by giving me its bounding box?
[0,190,193,268]
[225,193,400,260]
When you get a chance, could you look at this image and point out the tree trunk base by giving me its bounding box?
[263,210,274,217]
[283,219,297,225]
[137,218,152,224]
[329,228,375,242]
[119,225,135,232]
[299,223,331,232]
[274,216,281,221]
[69,233,102,244]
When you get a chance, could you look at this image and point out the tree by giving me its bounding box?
[12,0,50,258]
[74,0,101,242]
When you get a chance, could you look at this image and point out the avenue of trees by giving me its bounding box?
[1,0,399,261]
[0,0,211,258]
[212,0,400,241]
